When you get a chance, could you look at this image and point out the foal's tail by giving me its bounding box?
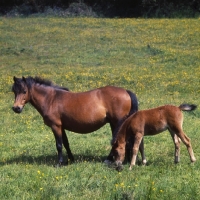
[126,90,138,116]
[179,104,197,111]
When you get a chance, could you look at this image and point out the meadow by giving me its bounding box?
[0,17,200,199]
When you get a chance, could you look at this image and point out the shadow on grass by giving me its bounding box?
[0,153,107,167]
[1,150,180,167]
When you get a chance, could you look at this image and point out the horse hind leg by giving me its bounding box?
[169,131,181,163]
[104,122,120,164]
[179,132,196,163]
[170,127,196,163]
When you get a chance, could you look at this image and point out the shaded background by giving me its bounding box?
[0,0,200,17]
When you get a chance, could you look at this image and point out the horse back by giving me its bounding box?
[100,86,132,114]
[60,86,132,119]
[52,86,133,133]
[129,105,183,135]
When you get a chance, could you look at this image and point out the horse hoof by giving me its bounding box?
[54,162,67,168]
[68,156,75,163]
[174,159,180,164]
[142,159,147,165]
[67,159,74,164]
[116,165,123,172]
[54,163,62,168]
[191,158,196,163]
[174,156,180,164]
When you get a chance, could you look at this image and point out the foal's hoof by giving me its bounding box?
[142,159,147,165]
[174,156,180,164]
[191,158,196,163]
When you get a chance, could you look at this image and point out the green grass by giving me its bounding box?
[0,17,200,199]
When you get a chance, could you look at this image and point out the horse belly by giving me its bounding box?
[144,120,167,135]
[61,110,108,133]
[62,119,107,133]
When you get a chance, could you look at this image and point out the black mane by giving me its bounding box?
[12,76,69,93]
[28,76,70,91]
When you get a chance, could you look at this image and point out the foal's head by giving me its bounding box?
[111,140,126,171]
[12,76,30,113]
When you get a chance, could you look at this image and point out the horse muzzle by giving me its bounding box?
[114,160,123,171]
[12,106,23,113]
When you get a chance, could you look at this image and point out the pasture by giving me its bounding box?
[0,17,200,199]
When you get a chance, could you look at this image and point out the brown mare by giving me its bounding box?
[111,104,197,171]
[12,76,138,166]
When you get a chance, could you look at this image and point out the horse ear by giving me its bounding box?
[22,76,26,82]
[13,76,17,82]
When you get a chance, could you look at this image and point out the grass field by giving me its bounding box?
[0,17,200,199]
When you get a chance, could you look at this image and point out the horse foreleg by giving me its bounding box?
[52,125,64,166]
[62,128,74,163]
[125,137,146,165]
[130,133,143,170]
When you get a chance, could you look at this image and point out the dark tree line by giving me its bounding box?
[0,0,199,17]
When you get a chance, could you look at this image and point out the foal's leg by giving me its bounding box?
[177,131,196,162]
[62,128,74,163]
[125,138,146,165]
[130,133,144,170]
[171,127,196,163]
[51,125,64,165]
[169,131,181,163]
[139,138,147,165]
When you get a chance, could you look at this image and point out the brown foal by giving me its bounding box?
[111,104,197,171]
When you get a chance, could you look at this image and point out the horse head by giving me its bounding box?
[111,140,125,171]
[12,76,30,113]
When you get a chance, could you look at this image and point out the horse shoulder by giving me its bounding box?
[41,90,64,127]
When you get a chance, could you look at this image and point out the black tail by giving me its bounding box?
[126,90,138,116]
[111,90,138,144]
[179,104,197,111]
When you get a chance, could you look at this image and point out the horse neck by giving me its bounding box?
[29,85,53,115]
[116,129,127,148]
